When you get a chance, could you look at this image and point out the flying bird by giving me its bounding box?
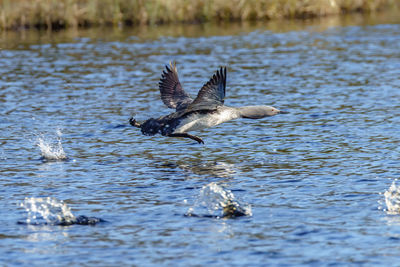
[129,62,287,144]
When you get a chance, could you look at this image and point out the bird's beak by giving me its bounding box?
[279,110,289,114]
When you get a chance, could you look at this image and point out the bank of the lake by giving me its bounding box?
[0,0,399,30]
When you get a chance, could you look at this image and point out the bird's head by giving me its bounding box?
[239,105,289,119]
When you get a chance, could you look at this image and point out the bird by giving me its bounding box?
[129,62,288,144]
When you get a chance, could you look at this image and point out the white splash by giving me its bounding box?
[187,182,252,218]
[36,129,67,160]
[384,181,400,215]
[20,197,76,225]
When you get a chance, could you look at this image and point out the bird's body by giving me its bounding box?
[130,62,287,144]
[174,106,240,133]
[140,106,239,136]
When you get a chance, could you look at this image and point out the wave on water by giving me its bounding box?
[186,182,252,219]
[383,181,400,215]
[36,129,67,161]
[19,197,104,226]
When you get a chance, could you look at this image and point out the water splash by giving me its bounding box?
[20,197,76,225]
[36,129,67,161]
[19,197,104,226]
[383,181,400,215]
[0,150,6,160]
[187,182,252,218]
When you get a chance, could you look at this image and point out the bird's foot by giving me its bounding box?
[168,133,204,144]
[192,135,205,144]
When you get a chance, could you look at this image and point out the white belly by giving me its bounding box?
[173,107,239,133]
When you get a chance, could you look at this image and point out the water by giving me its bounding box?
[383,181,400,215]
[20,197,76,225]
[187,182,252,218]
[1,12,400,265]
[36,130,67,161]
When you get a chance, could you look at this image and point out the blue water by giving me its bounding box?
[1,14,400,266]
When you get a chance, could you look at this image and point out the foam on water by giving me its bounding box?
[383,181,400,215]
[20,197,76,225]
[36,129,67,160]
[187,182,252,218]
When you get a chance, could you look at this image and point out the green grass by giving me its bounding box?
[0,0,398,30]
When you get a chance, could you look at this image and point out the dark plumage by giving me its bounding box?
[159,62,193,111]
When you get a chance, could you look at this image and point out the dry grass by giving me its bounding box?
[0,0,398,30]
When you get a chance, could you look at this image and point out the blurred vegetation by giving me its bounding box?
[0,0,399,30]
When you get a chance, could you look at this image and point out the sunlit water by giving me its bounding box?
[1,12,400,266]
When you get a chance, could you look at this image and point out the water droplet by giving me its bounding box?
[383,181,400,215]
[36,130,67,161]
[20,197,76,225]
[187,182,251,218]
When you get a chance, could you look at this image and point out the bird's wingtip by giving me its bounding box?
[169,61,177,72]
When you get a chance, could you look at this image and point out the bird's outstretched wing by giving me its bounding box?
[159,62,193,111]
[186,67,226,112]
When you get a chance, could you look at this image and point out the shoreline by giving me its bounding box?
[0,0,399,31]
[1,10,400,49]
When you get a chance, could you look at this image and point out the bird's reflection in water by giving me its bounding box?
[159,160,238,179]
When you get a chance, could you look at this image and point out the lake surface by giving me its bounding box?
[1,12,400,266]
